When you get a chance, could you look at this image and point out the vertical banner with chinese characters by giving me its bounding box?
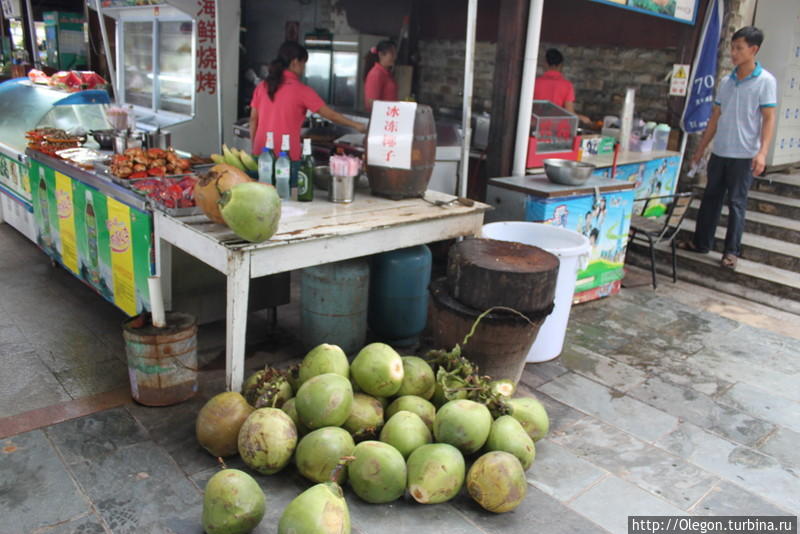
[367,101,417,170]
[106,197,137,316]
[196,0,217,95]
[54,172,79,275]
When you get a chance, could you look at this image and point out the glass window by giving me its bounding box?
[157,21,194,115]
[123,21,154,110]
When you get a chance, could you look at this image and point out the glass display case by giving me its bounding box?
[530,100,579,153]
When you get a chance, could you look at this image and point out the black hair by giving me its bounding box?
[732,26,764,48]
[364,40,397,80]
[590,228,600,241]
[545,48,564,67]
[267,41,309,100]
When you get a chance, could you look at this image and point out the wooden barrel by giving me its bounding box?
[447,238,559,314]
[366,104,437,199]
[429,279,552,385]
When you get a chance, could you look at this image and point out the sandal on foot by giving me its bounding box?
[721,254,738,269]
[677,240,708,254]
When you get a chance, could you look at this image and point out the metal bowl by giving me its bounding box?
[314,165,331,191]
[543,159,596,186]
[90,129,116,150]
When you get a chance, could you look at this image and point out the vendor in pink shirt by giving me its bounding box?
[249,41,366,161]
[534,48,591,125]
[363,40,398,112]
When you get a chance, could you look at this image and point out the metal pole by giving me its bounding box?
[214,0,223,149]
[458,0,478,199]
[94,0,118,104]
[512,0,543,176]
[24,0,39,68]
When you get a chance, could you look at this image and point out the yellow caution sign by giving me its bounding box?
[675,66,687,79]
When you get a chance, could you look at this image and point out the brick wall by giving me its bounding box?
[417,40,497,112]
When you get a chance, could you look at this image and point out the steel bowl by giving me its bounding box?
[90,129,116,150]
[314,165,331,191]
[543,159,596,186]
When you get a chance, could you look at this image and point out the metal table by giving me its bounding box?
[154,189,490,392]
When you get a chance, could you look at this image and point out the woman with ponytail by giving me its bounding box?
[249,40,366,161]
[363,40,398,112]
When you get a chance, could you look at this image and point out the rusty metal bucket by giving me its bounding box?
[429,279,552,386]
[366,104,437,199]
[122,312,198,406]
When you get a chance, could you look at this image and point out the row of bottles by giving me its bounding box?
[257,133,315,202]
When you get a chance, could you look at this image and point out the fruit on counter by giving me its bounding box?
[385,395,436,433]
[278,480,351,534]
[396,356,436,399]
[342,393,384,442]
[241,366,293,409]
[484,415,535,470]
[350,343,404,397]
[195,392,254,458]
[109,147,190,179]
[466,451,527,513]
[219,182,282,243]
[347,441,407,504]
[379,410,432,459]
[193,164,252,224]
[406,443,465,504]
[298,343,350,386]
[433,399,492,455]
[506,396,549,442]
[280,397,309,437]
[294,373,354,430]
[237,408,297,475]
[295,427,355,484]
[202,468,265,534]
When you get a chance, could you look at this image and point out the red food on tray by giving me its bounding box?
[78,71,108,90]
[49,71,84,92]
[28,69,51,85]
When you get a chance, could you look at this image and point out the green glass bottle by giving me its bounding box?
[297,138,314,202]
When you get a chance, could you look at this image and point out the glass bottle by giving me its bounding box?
[297,138,314,202]
[274,134,291,201]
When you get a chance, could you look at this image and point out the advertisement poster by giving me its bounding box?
[29,161,152,316]
[0,153,31,202]
[589,0,697,24]
[592,156,680,217]
[525,189,635,293]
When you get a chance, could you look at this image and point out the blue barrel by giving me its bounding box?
[368,245,432,347]
[301,259,370,354]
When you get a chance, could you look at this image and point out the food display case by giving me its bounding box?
[526,100,581,169]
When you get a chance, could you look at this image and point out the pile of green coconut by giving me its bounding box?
[196,341,549,534]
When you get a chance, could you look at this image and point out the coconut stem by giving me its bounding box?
[461,306,533,348]
[331,456,355,483]
[216,457,227,470]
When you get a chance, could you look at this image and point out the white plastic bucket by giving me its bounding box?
[481,222,590,362]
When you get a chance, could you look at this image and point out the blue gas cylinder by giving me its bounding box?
[368,245,432,347]
[301,259,370,354]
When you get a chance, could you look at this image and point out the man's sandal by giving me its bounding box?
[721,254,738,269]
[677,240,709,254]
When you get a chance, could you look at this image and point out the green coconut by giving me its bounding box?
[202,468,265,534]
[385,395,436,432]
[379,410,432,459]
[219,182,281,243]
[485,415,535,470]
[298,343,350,385]
[507,396,550,441]
[295,427,356,485]
[237,408,297,475]
[466,451,527,513]
[278,481,350,534]
[350,343,404,397]
[396,356,436,399]
[195,392,254,458]
[295,373,354,430]
[347,441,407,504]
[433,399,492,455]
[342,393,384,442]
[406,443,466,504]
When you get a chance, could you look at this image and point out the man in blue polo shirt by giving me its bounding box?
[681,26,777,270]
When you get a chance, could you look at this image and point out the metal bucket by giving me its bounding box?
[301,259,370,354]
[429,279,552,386]
[366,104,437,199]
[122,312,198,406]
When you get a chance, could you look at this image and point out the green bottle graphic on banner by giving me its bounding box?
[84,189,100,284]
[37,166,52,251]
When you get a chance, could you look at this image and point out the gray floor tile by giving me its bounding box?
[32,513,109,534]
[520,359,569,389]
[538,373,678,442]
[0,324,30,355]
[66,441,200,534]
[691,481,793,516]
[550,417,718,510]
[758,427,800,470]
[717,382,800,433]
[655,422,800,514]
[0,349,72,418]
[569,476,686,534]
[516,387,586,434]
[558,344,648,392]
[451,483,610,534]
[525,439,607,501]
[628,376,775,447]
[706,325,800,375]
[45,407,150,466]
[0,430,92,533]
[28,327,121,374]
[53,359,129,399]
[564,322,634,354]
[348,492,484,534]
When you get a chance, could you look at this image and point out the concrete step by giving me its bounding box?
[626,242,800,315]
[754,172,800,199]
[693,185,800,220]
[686,199,800,244]
[676,218,800,273]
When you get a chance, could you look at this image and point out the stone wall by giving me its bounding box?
[416,40,497,112]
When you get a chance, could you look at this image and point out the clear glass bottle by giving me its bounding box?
[274,134,291,200]
[297,138,314,202]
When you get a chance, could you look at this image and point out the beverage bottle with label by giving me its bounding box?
[274,134,291,200]
[297,138,314,202]
[84,190,100,284]
[258,132,276,185]
[37,167,52,250]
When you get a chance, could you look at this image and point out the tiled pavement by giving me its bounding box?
[1,224,799,533]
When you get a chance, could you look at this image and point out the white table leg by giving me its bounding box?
[226,251,251,392]
[153,213,173,310]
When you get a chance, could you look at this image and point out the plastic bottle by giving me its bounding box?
[297,138,314,202]
[275,134,291,201]
[653,124,671,152]
[258,132,276,185]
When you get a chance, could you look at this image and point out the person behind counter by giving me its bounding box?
[249,41,367,170]
[534,48,591,125]
[363,40,398,112]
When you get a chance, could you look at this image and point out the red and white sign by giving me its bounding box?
[195,0,217,95]
[367,101,416,170]
[670,64,690,97]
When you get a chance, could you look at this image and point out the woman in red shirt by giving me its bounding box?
[249,41,366,159]
[363,40,398,112]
